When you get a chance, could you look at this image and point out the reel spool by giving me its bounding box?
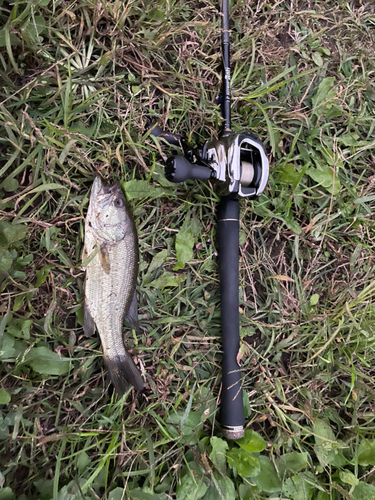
[240,161,254,187]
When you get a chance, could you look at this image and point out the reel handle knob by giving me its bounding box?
[148,124,182,147]
[165,156,213,183]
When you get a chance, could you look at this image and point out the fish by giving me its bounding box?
[82,176,144,395]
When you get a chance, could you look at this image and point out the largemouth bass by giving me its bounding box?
[82,176,144,394]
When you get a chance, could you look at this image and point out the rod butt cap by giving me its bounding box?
[222,425,245,440]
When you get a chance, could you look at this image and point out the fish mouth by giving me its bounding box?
[92,176,122,206]
[92,176,112,196]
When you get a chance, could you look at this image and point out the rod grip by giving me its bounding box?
[217,196,245,439]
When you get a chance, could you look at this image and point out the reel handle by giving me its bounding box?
[217,196,245,439]
[148,124,182,147]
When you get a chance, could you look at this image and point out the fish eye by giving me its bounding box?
[114,198,124,208]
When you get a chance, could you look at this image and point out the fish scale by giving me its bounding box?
[83,177,144,394]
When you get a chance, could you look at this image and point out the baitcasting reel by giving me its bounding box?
[150,125,269,198]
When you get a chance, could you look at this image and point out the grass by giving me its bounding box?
[1,0,375,498]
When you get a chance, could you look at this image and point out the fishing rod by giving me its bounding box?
[150,0,269,439]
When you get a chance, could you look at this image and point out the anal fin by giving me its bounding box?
[124,290,140,332]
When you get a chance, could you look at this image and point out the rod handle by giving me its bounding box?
[217,196,245,439]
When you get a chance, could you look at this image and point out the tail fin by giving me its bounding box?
[105,353,144,395]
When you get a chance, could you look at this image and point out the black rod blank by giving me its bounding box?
[222,0,231,135]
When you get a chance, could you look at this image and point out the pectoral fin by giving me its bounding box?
[99,244,110,274]
[83,301,96,337]
[124,291,140,332]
